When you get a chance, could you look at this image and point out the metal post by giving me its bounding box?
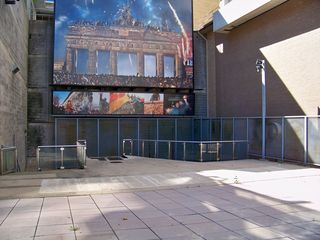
[281,117,285,161]
[232,117,235,141]
[122,140,125,155]
[304,116,308,165]
[137,119,140,156]
[84,146,87,167]
[183,142,186,161]
[232,142,235,160]
[142,140,145,157]
[168,142,171,159]
[117,119,120,156]
[55,119,58,146]
[154,141,157,158]
[37,147,41,171]
[260,60,266,159]
[15,148,18,172]
[175,119,178,160]
[97,119,100,157]
[76,118,79,142]
[60,147,65,169]
[130,140,133,155]
[246,118,249,158]
[217,143,220,161]
[0,149,3,175]
[200,143,203,162]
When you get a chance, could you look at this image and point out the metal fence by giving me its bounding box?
[37,140,87,171]
[0,146,18,175]
[55,116,320,165]
[122,139,248,161]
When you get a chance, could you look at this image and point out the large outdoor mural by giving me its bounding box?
[53,0,193,89]
[53,91,194,115]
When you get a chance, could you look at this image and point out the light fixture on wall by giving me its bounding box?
[12,65,20,74]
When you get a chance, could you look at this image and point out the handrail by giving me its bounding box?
[123,139,247,144]
[37,141,87,171]
[122,139,248,162]
[38,145,82,148]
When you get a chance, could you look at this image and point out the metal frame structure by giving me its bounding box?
[122,139,248,162]
[37,140,87,171]
[54,115,320,166]
[0,146,18,175]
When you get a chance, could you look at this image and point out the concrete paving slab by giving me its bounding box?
[0,158,319,239]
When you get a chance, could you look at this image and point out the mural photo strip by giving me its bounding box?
[53,91,194,116]
[53,0,193,89]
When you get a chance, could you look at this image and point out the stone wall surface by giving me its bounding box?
[0,1,29,169]
[27,20,55,157]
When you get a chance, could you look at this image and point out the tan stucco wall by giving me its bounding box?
[209,0,320,117]
[193,0,218,30]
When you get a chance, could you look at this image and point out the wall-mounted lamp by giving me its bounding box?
[12,66,20,74]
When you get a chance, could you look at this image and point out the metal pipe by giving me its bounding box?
[304,116,308,165]
[232,142,235,160]
[200,143,203,162]
[0,149,3,175]
[261,60,266,159]
[281,117,285,161]
[217,143,220,161]
[183,142,186,161]
[37,147,41,171]
[60,147,65,170]
[142,140,145,157]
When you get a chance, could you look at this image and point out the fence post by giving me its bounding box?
[200,143,203,162]
[142,140,145,157]
[0,148,3,175]
[122,140,125,155]
[154,141,157,158]
[304,116,308,165]
[217,143,220,161]
[183,142,186,161]
[246,118,249,158]
[281,117,285,162]
[168,142,171,159]
[232,142,235,160]
[37,147,41,171]
[15,148,18,172]
[60,147,65,169]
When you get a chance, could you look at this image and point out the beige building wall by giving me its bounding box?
[208,0,320,117]
[0,1,29,168]
[193,0,219,30]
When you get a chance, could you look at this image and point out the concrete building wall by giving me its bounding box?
[209,0,320,117]
[27,20,55,157]
[0,1,29,169]
[193,32,207,117]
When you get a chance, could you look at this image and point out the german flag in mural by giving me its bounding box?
[109,93,130,113]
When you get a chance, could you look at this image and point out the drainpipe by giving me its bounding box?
[197,31,209,118]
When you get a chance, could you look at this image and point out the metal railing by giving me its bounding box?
[37,140,87,171]
[0,146,18,175]
[122,139,248,162]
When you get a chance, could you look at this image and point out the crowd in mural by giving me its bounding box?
[53,72,193,88]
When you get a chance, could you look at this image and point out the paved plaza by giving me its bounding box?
[0,158,320,240]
